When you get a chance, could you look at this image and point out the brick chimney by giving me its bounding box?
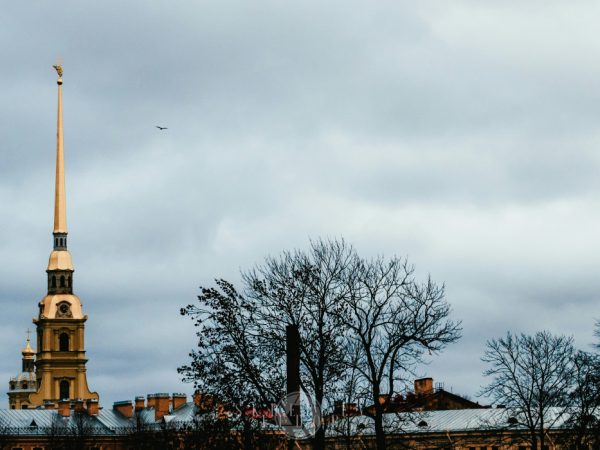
[193,391,202,407]
[44,400,56,410]
[86,399,99,416]
[114,400,134,418]
[135,396,145,411]
[146,394,157,410]
[58,399,71,417]
[148,393,171,421]
[172,393,187,411]
[74,399,85,413]
[414,378,434,396]
[193,392,215,411]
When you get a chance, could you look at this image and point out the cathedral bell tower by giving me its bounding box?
[27,65,99,407]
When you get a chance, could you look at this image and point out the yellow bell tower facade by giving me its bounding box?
[27,66,99,406]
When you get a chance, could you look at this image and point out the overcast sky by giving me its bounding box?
[1,0,600,407]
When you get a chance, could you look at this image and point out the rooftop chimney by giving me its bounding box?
[58,399,70,417]
[74,399,85,413]
[148,393,171,421]
[44,400,56,410]
[113,400,133,418]
[146,394,157,410]
[86,399,99,416]
[414,378,434,396]
[172,393,187,411]
[193,391,202,407]
[135,396,145,412]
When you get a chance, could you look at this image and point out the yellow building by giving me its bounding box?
[7,65,99,409]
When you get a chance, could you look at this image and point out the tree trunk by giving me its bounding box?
[374,407,386,450]
[243,419,254,450]
[313,426,326,450]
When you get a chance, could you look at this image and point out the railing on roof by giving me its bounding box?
[0,419,281,437]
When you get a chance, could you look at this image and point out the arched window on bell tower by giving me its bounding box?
[59,333,69,352]
[60,380,70,400]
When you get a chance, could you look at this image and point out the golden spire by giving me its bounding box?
[53,63,67,234]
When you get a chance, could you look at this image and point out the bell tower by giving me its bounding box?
[27,65,99,407]
[7,333,37,409]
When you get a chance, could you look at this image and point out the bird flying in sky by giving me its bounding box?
[155,125,168,130]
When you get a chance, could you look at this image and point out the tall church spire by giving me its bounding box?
[53,64,67,235]
[47,64,73,280]
[26,65,99,408]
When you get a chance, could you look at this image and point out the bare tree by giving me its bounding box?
[557,349,600,450]
[340,255,461,450]
[181,239,357,450]
[243,238,355,450]
[181,238,460,450]
[179,279,285,450]
[480,331,576,450]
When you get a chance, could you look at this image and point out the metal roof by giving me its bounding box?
[326,407,572,437]
[0,405,574,437]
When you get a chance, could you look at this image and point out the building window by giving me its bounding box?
[59,333,69,351]
[22,381,27,389]
[60,275,65,288]
[68,276,72,288]
[52,276,56,288]
[60,380,70,400]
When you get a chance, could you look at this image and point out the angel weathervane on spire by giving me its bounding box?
[53,63,63,79]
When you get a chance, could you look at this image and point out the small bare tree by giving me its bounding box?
[480,331,575,450]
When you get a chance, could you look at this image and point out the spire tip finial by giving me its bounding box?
[53,62,63,84]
